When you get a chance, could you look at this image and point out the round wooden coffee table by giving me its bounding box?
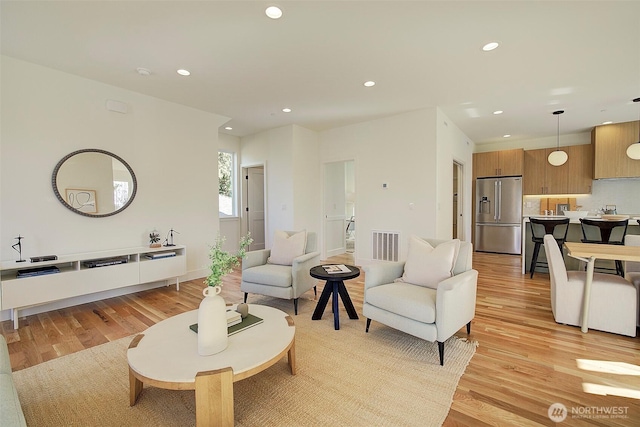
[127,304,295,427]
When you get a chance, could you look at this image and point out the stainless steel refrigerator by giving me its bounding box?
[475,176,522,255]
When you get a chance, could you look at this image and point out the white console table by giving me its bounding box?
[0,245,186,329]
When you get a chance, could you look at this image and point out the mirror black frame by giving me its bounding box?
[52,148,138,218]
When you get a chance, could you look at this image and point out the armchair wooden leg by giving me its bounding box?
[314,286,317,297]
[438,341,445,366]
[365,318,371,332]
[243,292,248,303]
[467,321,471,334]
[293,298,298,315]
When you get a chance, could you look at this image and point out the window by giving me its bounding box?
[218,151,236,217]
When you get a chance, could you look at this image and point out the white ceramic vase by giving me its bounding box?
[197,286,228,356]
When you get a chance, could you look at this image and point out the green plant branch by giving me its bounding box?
[205,233,253,287]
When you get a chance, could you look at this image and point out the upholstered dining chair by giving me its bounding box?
[624,234,640,326]
[241,230,320,315]
[362,237,478,366]
[544,234,637,337]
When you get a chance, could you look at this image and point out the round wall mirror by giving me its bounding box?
[52,149,137,217]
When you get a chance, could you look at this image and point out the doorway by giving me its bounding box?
[323,160,355,258]
[452,161,464,240]
[242,165,266,251]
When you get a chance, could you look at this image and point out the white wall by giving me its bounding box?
[240,125,321,248]
[436,108,475,241]
[475,132,590,153]
[320,108,472,264]
[0,56,229,318]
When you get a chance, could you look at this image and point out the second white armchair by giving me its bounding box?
[363,237,478,366]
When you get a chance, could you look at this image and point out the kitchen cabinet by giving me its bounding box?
[473,148,524,178]
[523,144,592,195]
[566,144,592,194]
[592,120,640,178]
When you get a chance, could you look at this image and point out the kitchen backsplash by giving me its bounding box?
[523,178,640,216]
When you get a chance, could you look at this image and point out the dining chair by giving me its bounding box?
[579,218,629,276]
[544,235,637,337]
[528,217,570,278]
[624,234,640,326]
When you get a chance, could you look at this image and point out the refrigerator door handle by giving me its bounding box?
[493,181,498,221]
[497,180,502,221]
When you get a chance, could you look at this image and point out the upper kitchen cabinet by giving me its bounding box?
[523,144,592,195]
[566,144,593,194]
[473,148,524,178]
[592,120,640,179]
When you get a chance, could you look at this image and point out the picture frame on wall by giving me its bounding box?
[65,188,97,213]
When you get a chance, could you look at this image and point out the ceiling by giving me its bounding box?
[2,1,639,144]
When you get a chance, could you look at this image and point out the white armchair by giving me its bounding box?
[545,234,637,336]
[363,238,478,366]
[241,231,320,315]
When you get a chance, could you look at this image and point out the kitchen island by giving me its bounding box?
[521,216,640,274]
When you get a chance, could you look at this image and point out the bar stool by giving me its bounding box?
[579,218,629,276]
[529,217,570,278]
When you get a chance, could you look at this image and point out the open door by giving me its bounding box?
[453,161,464,240]
[323,160,355,258]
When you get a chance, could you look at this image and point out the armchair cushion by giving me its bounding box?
[366,282,436,323]
[268,230,307,266]
[398,236,460,289]
[241,264,293,288]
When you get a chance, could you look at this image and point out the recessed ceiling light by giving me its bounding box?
[482,42,499,51]
[136,67,151,76]
[282,108,292,113]
[363,81,376,87]
[224,126,233,130]
[602,121,613,125]
[177,69,191,76]
[503,134,511,138]
[265,6,283,19]
[493,110,503,115]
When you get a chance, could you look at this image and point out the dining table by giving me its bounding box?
[564,242,640,333]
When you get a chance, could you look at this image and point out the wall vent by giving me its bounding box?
[372,230,400,262]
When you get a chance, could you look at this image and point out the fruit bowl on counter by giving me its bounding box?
[563,210,589,219]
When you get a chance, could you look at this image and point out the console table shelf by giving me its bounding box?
[1,245,186,328]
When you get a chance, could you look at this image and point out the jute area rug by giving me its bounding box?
[13,296,476,426]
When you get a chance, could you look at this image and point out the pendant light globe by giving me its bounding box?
[548,110,568,166]
[626,97,640,160]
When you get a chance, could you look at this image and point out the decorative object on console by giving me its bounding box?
[12,235,26,263]
[149,230,161,248]
[548,110,568,166]
[198,233,253,355]
[30,255,58,263]
[163,228,179,246]
[626,97,640,160]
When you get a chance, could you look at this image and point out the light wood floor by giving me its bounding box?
[2,252,639,425]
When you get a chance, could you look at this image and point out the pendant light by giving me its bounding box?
[626,97,640,160]
[548,110,568,166]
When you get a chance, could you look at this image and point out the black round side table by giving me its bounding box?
[310,265,360,330]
